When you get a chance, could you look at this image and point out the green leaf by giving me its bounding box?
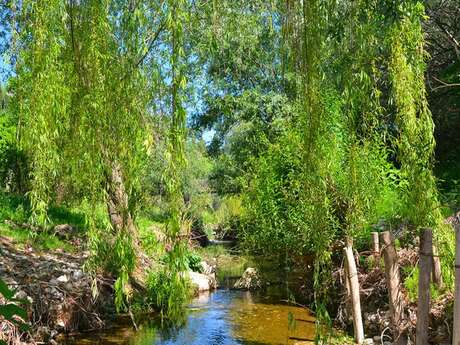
[0,303,28,321]
[11,297,31,305]
[0,279,15,300]
[19,323,30,332]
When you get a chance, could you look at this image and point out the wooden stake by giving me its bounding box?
[431,243,443,288]
[343,258,352,322]
[344,260,351,298]
[343,244,364,344]
[380,231,406,345]
[371,232,379,255]
[453,223,460,345]
[416,228,432,345]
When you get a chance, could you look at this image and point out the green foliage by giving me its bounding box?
[182,138,214,235]
[184,252,203,273]
[9,0,198,317]
[0,191,29,224]
[387,1,439,229]
[0,277,29,338]
[241,125,309,254]
[0,191,79,251]
[0,84,27,193]
[157,0,192,319]
[137,218,164,257]
[403,266,443,303]
[387,0,455,283]
[206,91,293,195]
[0,89,15,173]
[234,0,454,335]
[143,134,214,216]
[240,87,393,254]
[146,266,191,322]
[13,0,150,219]
[215,256,250,285]
[0,225,74,252]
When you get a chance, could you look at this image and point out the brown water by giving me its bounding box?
[64,289,315,345]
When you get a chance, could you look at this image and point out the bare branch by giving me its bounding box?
[431,76,460,91]
[434,19,460,62]
[120,21,166,81]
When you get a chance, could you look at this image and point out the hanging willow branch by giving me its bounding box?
[388,1,439,229]
[284,0,336,340]
[14,0,151,311]
[162,0,190,320]
[387,0,455,281]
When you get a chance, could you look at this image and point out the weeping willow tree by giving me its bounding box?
[10,0,193,317]
[387,1,454,279]
[281,0,453,338]
[333,0,452,265]
[12,0,158,309]
[284,0,384,332]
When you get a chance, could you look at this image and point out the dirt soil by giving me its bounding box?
[0,236,114,345]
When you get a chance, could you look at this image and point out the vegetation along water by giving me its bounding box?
[0,0,459,344]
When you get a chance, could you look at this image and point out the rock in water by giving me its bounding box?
[233,268,262,290]
[187,271,217,292]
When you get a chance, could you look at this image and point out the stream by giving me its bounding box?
[64,288,316,345]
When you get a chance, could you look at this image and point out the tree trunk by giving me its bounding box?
[380,231,407,345]
[106,161,137,242]
[416,229,432,345]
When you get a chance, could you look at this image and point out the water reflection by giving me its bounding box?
[64,289,315,345]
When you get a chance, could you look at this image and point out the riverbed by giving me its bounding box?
[64,289,315,345]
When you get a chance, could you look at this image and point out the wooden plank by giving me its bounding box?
[416,228,432,345]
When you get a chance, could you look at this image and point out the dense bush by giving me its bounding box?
[239,91,403,256]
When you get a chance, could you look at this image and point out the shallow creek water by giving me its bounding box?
[64,288,315,345]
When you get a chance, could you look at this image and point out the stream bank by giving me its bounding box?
[1,236,349,345]
[0,235,114,345]
[6,230,448,345]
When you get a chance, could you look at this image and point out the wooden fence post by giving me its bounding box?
[453,223,460,345]
[431,243,443,288]
[416,228,432,345]
[380,231,406,345]
[343,243,364,344]
[371,232,380,258]
[344,260,351,298]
